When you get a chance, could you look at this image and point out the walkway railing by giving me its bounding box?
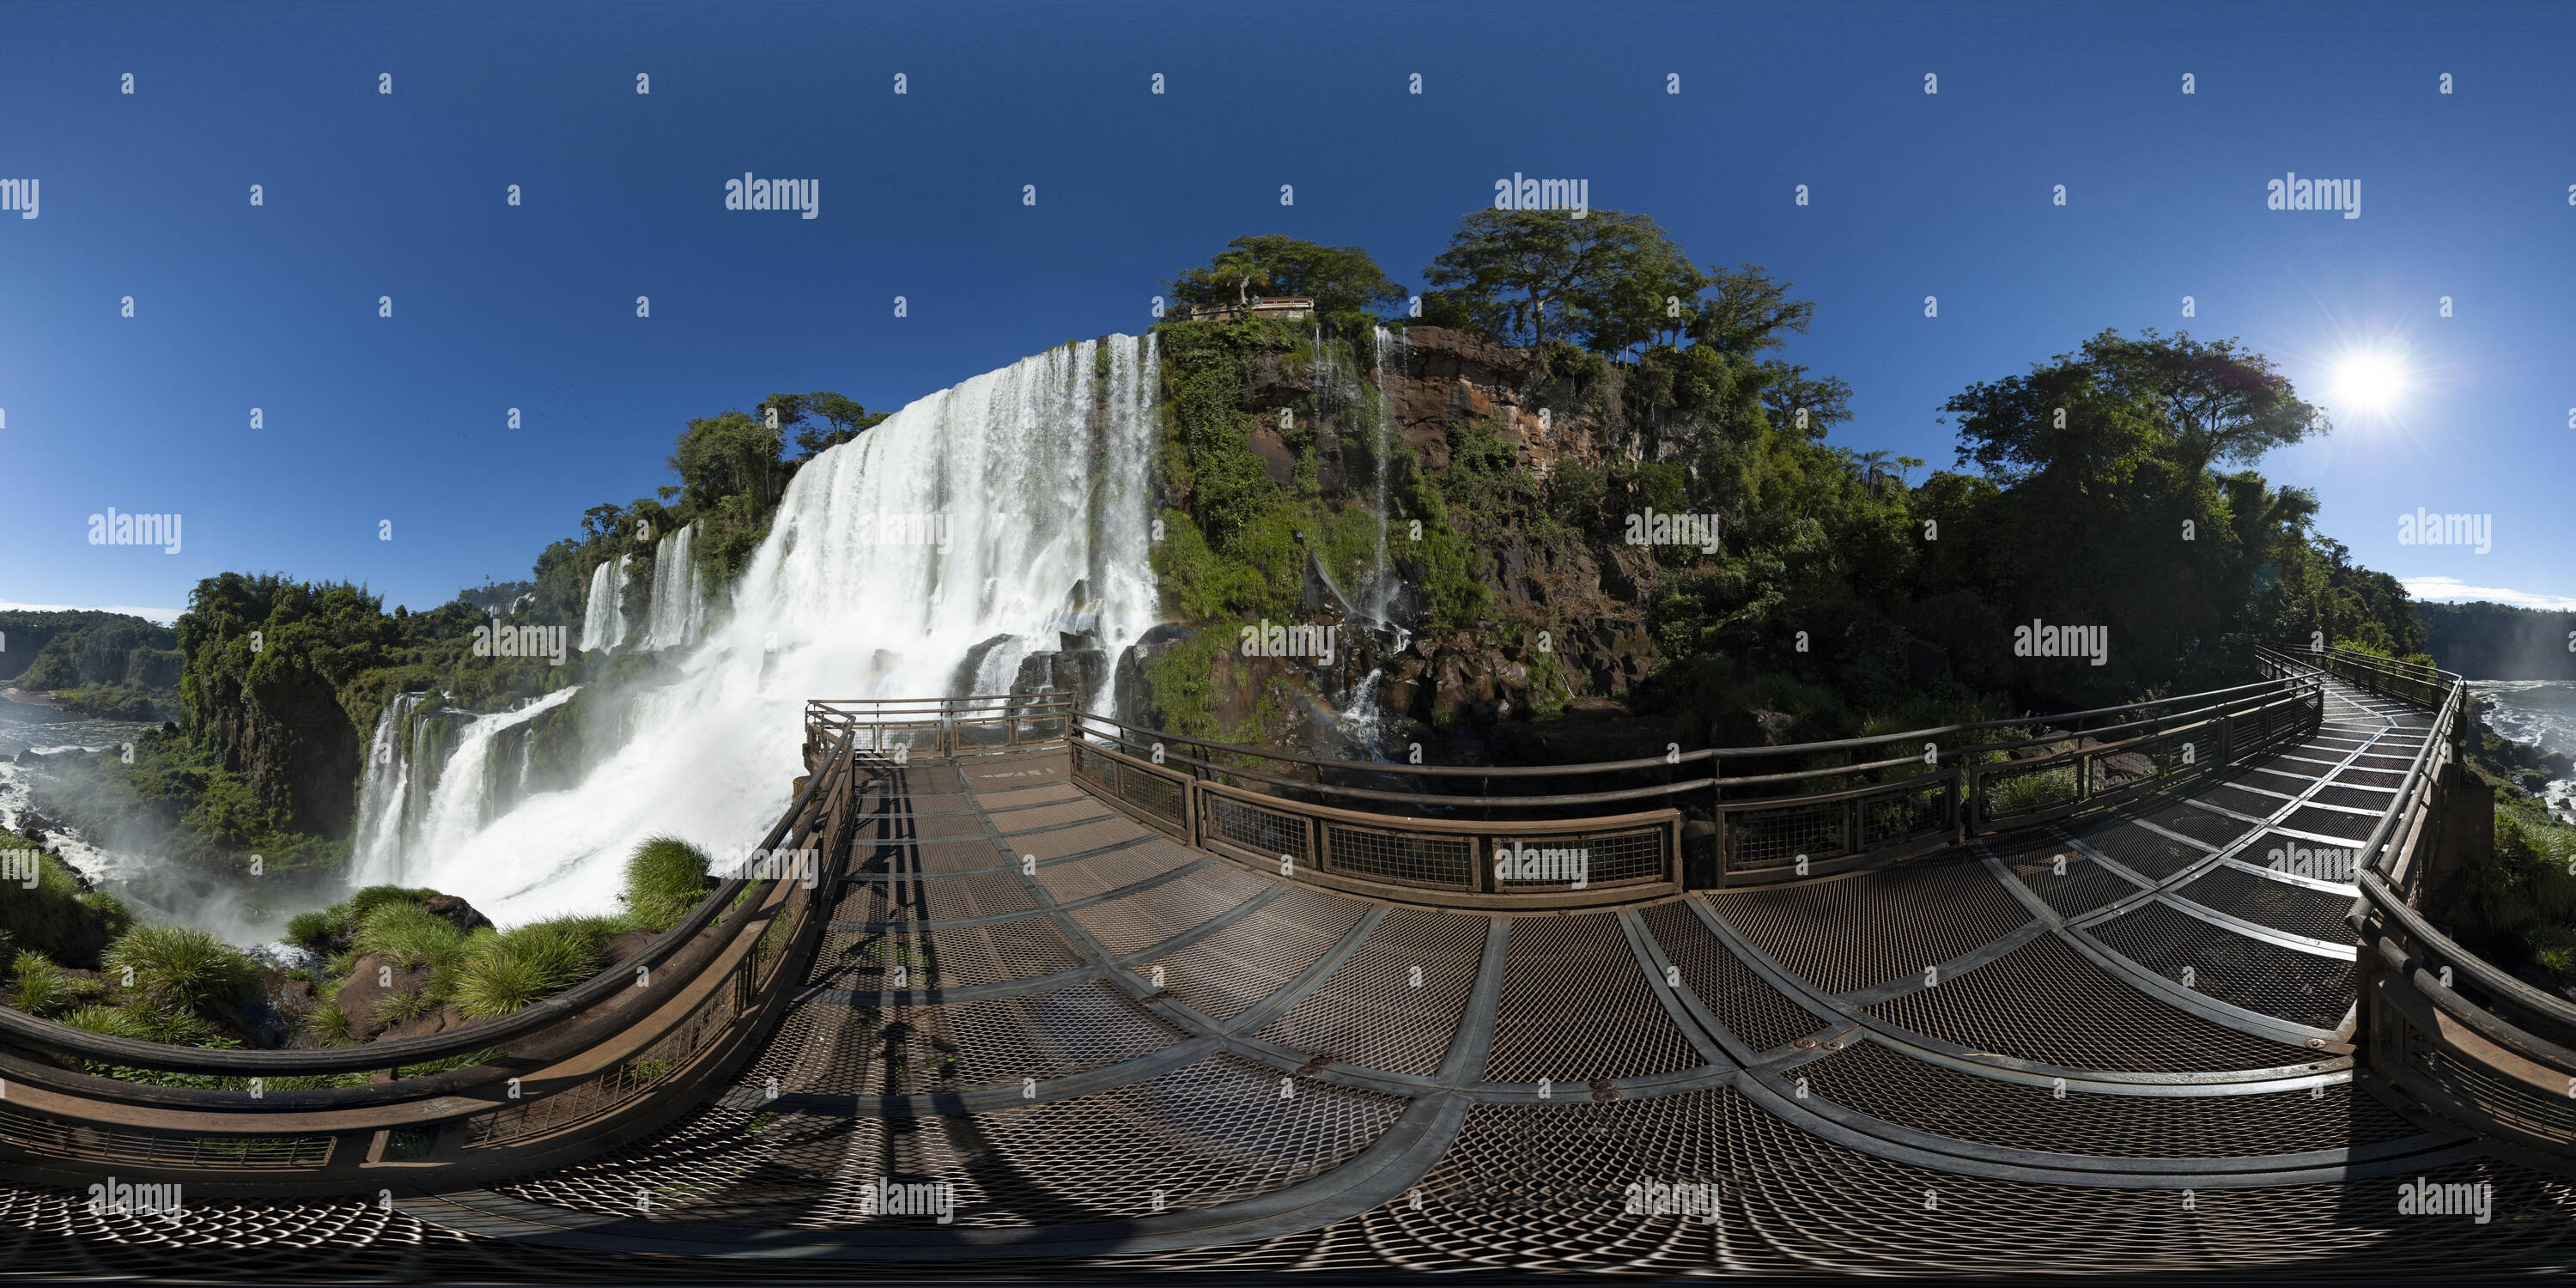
[807,692,1072,760]
[2315,644,2576,1154]
[0,725,868,1194]
[1046,667,2322,902]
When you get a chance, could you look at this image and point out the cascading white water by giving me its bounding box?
[1363,325,1405,622]
[577,556,629,653]
[640,522,705,651]
[401,686,580,879]
[355,336,1161,922]
[347,691,422,879]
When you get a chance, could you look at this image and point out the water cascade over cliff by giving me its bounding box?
[350,335,1160,920]
[577,556,629,653]
[640,521,707,651]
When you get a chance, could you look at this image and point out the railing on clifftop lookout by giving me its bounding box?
[791,671,2341,915]
[2304,643,2576,1157]
[0,722,870,1195]
[1023,668,2323,908]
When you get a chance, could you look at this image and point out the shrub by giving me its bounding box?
[350,901,469,974]
[372,987,436,1027]
[283,909,338,949]
[298,999,353,1048]
[347,884,440,925]
[100,924,258,1014]
[623,835,713,933]
[60,1003,151,1041]
[450,918,617,1019]
[8,951,94,1017]
[0,848,131,969]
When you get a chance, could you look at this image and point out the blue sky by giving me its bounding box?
[4,0,2570,625]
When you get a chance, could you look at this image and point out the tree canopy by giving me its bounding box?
[1169,235,1406,320]
[1419,209,1693,351]
[1942,330,2324,483]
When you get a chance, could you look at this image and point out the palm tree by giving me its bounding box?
[1853,449,1894,490]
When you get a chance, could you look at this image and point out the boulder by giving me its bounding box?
[419,894,493,935]
[335,954,438,1041]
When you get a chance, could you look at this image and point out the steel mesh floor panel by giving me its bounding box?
[2201,782,2289,818]
[2333,766,2406,790]
[809,916,1084,990]
[1990,833,2148,918]
[1867,933,2324,1072]
[2073,816,2217,878]
[2309,783,2399,812]
[851,836,1006,874]
[834,871,1036,922]
[490,1053,1404,1230]
[741,984,1182,1097]
[2173,865,2361,943]
[1643,901,1831,1054]
[1141,884,1370,1021]
[1069,865,1271,959]
[2243,765,2324,791]
[984,799,1113,831]
[1795,1038,2422,1158]
[1484,914,1708,1083]
[2082,902,2357,1030]
[1704,854,2031,995]
[1036,841,1200,902]
[2283,805,2378,841]
[2130,801,2251,851]
[1254,907,1485,1076]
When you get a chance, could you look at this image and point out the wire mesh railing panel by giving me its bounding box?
[1859,779,1948,848]
[1206,794,1311,864]
[1491,825,1668,889]
[0,1103,334,1170]
[1728,799,1846,871]
[1116,763,1188,830]
[1980,758,2081,821]
[1322,823,1475,888]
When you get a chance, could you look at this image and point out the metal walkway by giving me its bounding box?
[7,675,2575,1279]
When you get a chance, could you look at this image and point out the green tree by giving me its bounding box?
[1419,209,1686,350]
[1169,236,1406,319]
[765,391,891,461]
[667,410,787,511]
[1944,329,2324,483]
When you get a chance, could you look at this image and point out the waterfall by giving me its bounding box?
[641,522,705,651]
[352,335,1162,922]
[348,692,422,879]
[404,687,581,873]
[1364,325,1406,622]
[577,556,629,653]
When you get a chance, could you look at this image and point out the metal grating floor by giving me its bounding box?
[11,682,2576,1278]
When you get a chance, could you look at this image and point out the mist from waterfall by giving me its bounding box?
[352,336,1162,922]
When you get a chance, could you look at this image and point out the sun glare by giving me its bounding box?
[2331,349,2409,413]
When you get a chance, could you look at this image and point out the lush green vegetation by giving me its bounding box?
[1151,213,2426,752]
[1166,234,1407,335]
[0,833,135,969]
[0,609,181,719]
[21,386,890,887]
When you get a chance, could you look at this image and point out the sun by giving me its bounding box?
[2331,349,2409,413]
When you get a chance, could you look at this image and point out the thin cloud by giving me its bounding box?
[2401,578,2576,612]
